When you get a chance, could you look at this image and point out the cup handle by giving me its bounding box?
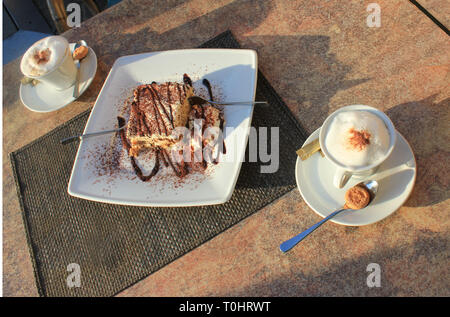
[333,167,352,188]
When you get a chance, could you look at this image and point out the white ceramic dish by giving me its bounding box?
[20,44,97,112]
[295,128,416,226]
[68,49,258,206]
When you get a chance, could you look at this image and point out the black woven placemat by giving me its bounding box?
[10,31,307,297]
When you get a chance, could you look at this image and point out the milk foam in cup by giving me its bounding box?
[319,105,396,189]
[20,36,77,90]
[324,110,390,168]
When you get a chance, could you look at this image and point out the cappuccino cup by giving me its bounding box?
[20,36,77,90]
[319,105,396,188]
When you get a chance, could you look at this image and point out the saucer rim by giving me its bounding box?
[19,44,97,113]
[295,128,417,226]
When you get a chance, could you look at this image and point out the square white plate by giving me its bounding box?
[68,49,258,206]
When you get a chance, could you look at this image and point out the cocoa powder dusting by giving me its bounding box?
[34,48,51,65]
[348,128,371,151]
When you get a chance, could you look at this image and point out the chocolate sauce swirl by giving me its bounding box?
[118,116,160,182]
[183,73,193,87]
[202,78,214,101]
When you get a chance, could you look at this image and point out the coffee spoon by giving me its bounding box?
[370,160,415,182]
[279,180,379,252]
[72,40,88,98]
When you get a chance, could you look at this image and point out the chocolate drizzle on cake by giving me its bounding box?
[120,74,226,182]
[216,112,227,161]
[183,73,193,87]
[148,83,174,130]
[118,116,158,182]
[166,82,173,122]
[117,116,126,130]
[202,78,226,159]
[128,81,190,142]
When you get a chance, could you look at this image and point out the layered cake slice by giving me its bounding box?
[120,75,226,181]
[126,76,194,156]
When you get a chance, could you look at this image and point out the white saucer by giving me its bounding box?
[295,128,416,226]
[20,43,97,113]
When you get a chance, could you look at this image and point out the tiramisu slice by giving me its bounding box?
[126,75,194,156]
[120,75,226,182]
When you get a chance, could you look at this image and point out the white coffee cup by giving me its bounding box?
[20,36,77,91]
[319,105,396,188]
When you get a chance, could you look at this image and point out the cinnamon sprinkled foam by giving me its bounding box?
[324,110,390,167]
[20,36,68,77]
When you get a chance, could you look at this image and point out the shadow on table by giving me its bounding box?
[386,94,449,207]
[67,0,274,67]
[247,34,371,130]
[217,229,447,296]
[69,0,369,119]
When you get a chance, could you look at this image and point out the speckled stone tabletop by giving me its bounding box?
[416,0,450,28]
[3,0,449,296]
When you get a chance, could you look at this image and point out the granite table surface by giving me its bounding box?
[415,0,450,29]
[3,0,449,296]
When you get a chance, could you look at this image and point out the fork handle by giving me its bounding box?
[60,128,122,145]
[60,136,80,145]
[279,208,348,252]
[73,64,81,98]
[210,101,268,106]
